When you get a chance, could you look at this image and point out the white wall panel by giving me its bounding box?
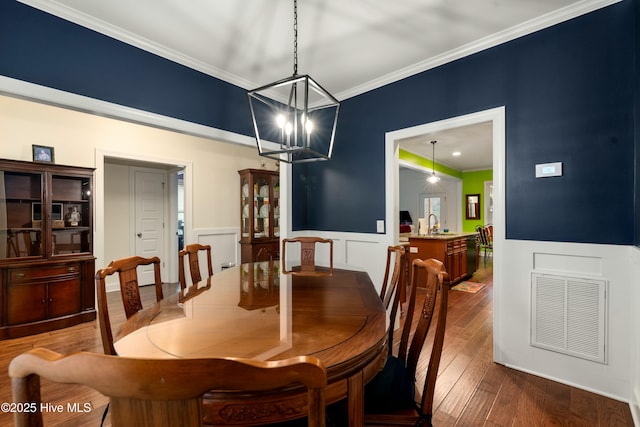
[501,240,631,401]
[630,247,640,424]
[194,228,241,274]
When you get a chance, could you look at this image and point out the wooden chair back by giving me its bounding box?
[95,256,164,355]
[485,224,493,244]
[282,237,333,276]
[380,245,407,362]
[403,258,449,400]
[475,225,493,266]
[178,243,213,290]
[9,348,327,427]
[379,245,406,310]
[365,258,449,426]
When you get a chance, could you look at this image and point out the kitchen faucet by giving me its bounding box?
[428,213,440,234]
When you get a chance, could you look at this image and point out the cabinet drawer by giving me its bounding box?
[9,264,81,282]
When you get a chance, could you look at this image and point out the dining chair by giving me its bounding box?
[178,243,213,290]
[379,245,407,310]
[95,256,164,355]
[9,348,328,427]
[282,236,333,276]
[364,258,449,427]
[475,225,493,266]
[378,245,408,372]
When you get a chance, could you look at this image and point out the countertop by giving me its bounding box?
[399,232,477,242]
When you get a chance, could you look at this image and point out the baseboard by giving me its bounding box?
[631,386,640,426]
[504,362,630,404]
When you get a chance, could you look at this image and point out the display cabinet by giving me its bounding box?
[239,169,280,263]
[0,158,95,339]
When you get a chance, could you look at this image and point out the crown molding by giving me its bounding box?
[19,0,622,100]
[17,0,257,90]
[334,0,622,100]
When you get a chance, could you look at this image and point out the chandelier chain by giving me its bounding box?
[293,0,298,75]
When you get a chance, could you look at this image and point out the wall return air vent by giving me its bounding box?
[531,273,607,364]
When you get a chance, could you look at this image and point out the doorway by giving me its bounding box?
[384,106,505,363]
[96,150,190,291]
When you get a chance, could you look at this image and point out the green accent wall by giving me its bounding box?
[462,170,493,232]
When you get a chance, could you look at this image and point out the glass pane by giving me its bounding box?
[273,177,280,238]
[423,196,442,230]
[255,177,269,238]
[0,171,43,259]
[241,177,249,237]
[52,175,91,255]
[52,228,91,255]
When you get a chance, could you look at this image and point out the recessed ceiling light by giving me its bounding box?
[452,151,461,156]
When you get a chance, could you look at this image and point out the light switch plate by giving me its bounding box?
[535,162,563,178]
[376,220,385,233]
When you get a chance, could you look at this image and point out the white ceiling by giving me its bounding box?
[19,0,616,170]
[400,121,493,172]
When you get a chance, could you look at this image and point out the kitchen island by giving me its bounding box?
[402,232,478,285]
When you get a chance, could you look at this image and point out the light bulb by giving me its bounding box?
[284,122,292,135]
[427,173,440,184]
[276,114,286,128]
[305,119,313,133]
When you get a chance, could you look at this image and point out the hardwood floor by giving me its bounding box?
[423,261,633,427]
[0,266,634,426]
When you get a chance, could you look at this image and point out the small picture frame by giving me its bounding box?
[466,194,481,220]
[32,145,54,163]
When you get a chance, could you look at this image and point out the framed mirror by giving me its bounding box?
[466,194,481,220]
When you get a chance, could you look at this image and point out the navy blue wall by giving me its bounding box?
[0,1,636,245]
[0,1,253,137]
[295,1,636,244]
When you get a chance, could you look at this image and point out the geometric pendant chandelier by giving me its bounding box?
[248,0,340,163]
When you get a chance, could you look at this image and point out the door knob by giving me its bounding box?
[137,233,142,238]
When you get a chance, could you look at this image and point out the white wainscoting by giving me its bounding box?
[501,239,633,403]
[630,247,640,425]
[192,227,242,274]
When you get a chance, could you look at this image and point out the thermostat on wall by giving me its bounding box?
[535,162,562,178]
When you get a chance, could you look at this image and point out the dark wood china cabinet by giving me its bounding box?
[238,169,280,264]
[0,159,95,339]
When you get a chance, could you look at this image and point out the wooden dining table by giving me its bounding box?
[114,262,388,426]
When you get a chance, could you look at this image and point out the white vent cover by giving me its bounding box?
[531,273,607,364]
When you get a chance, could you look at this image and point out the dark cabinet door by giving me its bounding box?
[7,282,47,325]
[47,278,81,318]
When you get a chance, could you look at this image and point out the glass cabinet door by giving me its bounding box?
[272,176,280,238]
[0,171,44,259]
[241,176,250,238]
[51,175,91,256]
[254,176,270,238]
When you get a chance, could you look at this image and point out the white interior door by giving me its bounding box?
[133,169,166,285]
